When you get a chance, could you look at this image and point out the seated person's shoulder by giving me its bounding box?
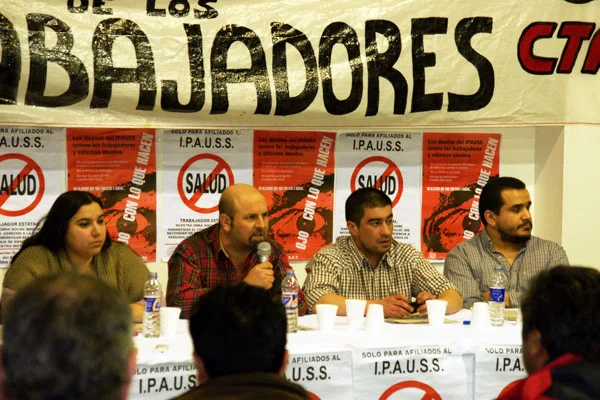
[8,245,55,271]
[175,229,214,252]
[108,241,135,254]
[311,238,355,260]
[4,246,55,290]
[388,241,425,260]
[528,235,562,249]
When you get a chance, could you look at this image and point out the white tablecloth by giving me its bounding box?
[130,311,526,400]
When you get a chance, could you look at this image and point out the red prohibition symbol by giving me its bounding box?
[350,156,404,207]
[177,153,234,213]
[379,380,442,400]
[0,153,45,217]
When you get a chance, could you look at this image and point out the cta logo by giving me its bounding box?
[518,21,600,74]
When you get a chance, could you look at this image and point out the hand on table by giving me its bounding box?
[374,294,413,318]
[415,291,436,313]
[243,262,274,289]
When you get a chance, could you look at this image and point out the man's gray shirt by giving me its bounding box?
[443,229,569,308]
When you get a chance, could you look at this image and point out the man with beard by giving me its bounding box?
[167,184,306,318]
[303,188,462,318]
[444,177,569,309]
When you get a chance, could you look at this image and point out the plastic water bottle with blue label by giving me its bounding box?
[281,269,298,333]
[489,267,506,326]
[143,272,162,338]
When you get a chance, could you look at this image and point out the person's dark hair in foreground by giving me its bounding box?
[174,283,311,399]
[497,266,600,400]
[1,273,135,400]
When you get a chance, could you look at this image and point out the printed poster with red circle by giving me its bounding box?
[67,128,157,262]
[333,132,422,248]
[158,129,253,262]
[0,126,66,267]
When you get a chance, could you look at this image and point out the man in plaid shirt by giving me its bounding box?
[167,184,307,318]
[303,187,462,318]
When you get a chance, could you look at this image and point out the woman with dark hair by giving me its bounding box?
[2,191,150,322]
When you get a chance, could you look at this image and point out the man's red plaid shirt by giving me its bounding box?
[167,223,307,318]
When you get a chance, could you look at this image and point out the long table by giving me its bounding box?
[130,310,526,399]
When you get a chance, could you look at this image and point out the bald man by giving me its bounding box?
[167,184,307,318]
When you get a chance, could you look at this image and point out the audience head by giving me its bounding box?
[345,187,392,226]
[11,190,111,264]
[218,184,269,252]
[189,283,288,383]
[521,266,600,374]
[1,273,135,400]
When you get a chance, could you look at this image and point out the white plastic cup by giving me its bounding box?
[471,302,491,328]
[160,307,181,337]
[426,299,447,326]
[316,304,338,332]
[365,303,385,332]
[345,299,367,328]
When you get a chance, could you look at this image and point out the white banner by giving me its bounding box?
[158,129,252,261]
[0,126,65,267]
[286,351,353,400]
[475,344,527,400]
[352,344,468,400]
[1,1,600,127]
[130,361,197,400]
[334,132,422,248]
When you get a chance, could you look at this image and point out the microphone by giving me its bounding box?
[257,241,271,263]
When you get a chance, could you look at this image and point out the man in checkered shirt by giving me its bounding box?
[444,177,568,309]
[167,184,307,318]
[303,187,462,318]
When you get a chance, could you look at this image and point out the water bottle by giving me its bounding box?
[143,272,162,338]
[281,269,298,333]
[489,267,506,327]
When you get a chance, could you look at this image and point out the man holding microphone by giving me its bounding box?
[167,183,307,318]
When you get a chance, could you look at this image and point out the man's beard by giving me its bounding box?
[248,229,268,251]
[498,223,532,244]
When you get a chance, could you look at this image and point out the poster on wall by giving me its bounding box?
[0,127,66,268]
[253,130,336,261]
[334,132,422,248]
[421,132,501,260]
[67,128,157,262]
[159,129,253,261]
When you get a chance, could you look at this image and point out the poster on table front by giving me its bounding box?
[66,128,157,262]
[0,127,66,268]
[286,351,353,400]
[352,344,469,399]
[475,344,526,400]
[421,133,501,260]
[334,132,422,248]
[253,130,336,261]
[159,129,253,261]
